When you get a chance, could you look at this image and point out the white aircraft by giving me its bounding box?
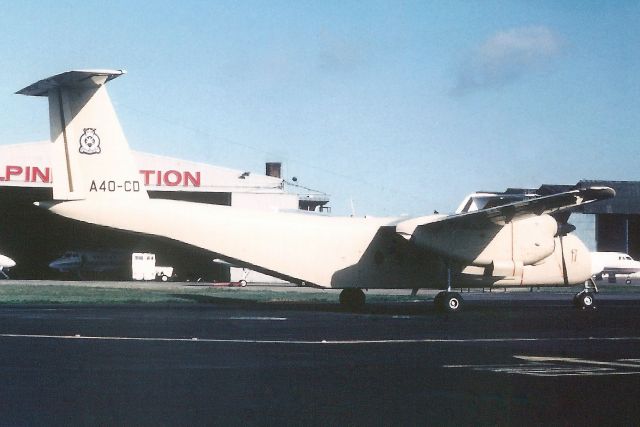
[49,250,129,278]
[18,69,615,310]
[0,253,16,279]
[591,252,640,283]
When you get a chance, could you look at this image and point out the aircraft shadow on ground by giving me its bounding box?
[166,292,619,317]
[169,293,439,316]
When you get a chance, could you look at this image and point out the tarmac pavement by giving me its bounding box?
[0,290,638,425]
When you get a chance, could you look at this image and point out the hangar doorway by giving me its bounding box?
[595,214,640,258]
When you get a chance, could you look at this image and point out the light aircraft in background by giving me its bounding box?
[49,250,129,279]
[20,69,615,311]
[591,252,640,284]
[0,253,16,279]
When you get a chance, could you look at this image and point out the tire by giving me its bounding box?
[581,293,594,308]
[435,292,463,312]
[444,293,463,312]
[575,291,596,310]
[339,289,366,310]
[239,279,247,287]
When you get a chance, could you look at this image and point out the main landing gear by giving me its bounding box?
[433,266,464,312]
[574,278,598,310]
[339,288,366,310]
[434,291,463,312]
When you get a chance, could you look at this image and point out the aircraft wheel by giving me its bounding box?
[161,275,169,282]
[239,279,247,287]
[626,278,632,285]
[574,291,596,310]
[435,292,463,312]
[339,288,366,310]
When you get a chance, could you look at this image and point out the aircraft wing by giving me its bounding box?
[396,186,615,237]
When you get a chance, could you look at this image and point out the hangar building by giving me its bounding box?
[0,141,329,280]
[573,180,640,257]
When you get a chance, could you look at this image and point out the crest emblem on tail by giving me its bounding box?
[79,128,101,155]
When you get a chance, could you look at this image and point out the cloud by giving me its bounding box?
[452,26,564,95]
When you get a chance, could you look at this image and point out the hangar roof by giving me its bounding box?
[506,180,640,215]
[477,180,640,216]
[576,180,640,215]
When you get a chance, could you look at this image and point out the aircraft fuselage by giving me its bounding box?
[45,198,592,290]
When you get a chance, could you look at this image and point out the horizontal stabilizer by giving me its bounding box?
[17,70,126,97]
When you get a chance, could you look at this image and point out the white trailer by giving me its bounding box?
[131,253,173,281]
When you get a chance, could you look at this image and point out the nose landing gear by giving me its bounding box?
[574,291,595,309]
[574,278,598,310]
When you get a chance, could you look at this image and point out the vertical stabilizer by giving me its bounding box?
[17,70,147,201]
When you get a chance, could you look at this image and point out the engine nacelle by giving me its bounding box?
[459,234,592,287]
[510,215,558,266]
[517,234,592,286]
[490,260,524,277]
[411,214,558,266]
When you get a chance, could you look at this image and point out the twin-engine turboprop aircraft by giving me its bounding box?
[48,250,129,279]
[18,69,615,311]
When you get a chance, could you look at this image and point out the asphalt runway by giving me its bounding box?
[0,293,639,426]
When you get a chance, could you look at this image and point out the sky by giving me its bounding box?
[0,1,638,216]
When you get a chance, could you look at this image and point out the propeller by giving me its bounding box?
[551,211,572,285]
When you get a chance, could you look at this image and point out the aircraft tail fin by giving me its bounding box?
[17,69,147,201]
